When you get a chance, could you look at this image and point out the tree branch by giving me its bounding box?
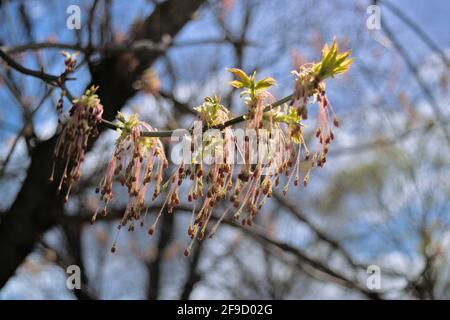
[0,48,66,84]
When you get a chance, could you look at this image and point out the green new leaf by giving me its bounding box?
[255,77,276,90]
[229,80,245,89]
[227,68,251,87]
[313,38,354,80]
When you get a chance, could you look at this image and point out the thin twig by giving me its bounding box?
[0,48,62,84]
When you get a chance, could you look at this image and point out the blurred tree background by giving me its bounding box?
[0,0,449,299]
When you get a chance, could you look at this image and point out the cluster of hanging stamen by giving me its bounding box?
[92,112,168,253]
[315,84,340,168]
[52,39,353,256]
[229,70,278,228]
[49,85,103,203]
[144,96,237,256]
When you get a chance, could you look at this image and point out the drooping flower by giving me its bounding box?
[270,105,310,190]
[186,96,236,254]
[289,38,353,179]
[147,96,236,256]
[97,40,351,255]
[314,83,339,168]
[50,39,352,257]
[227,68,280,218]
[93,112,168,253]
[50,86,103,202]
